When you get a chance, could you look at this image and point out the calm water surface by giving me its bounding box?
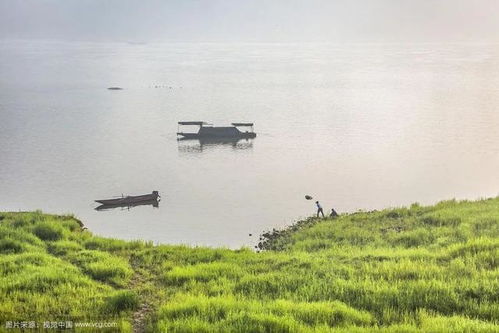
[1,41,499,247]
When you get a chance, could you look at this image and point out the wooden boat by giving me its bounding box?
[95,199,159,211]
[177,121,256,139]
[95,191,159,206]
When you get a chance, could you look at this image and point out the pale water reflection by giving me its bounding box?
[177,138,254,153]
[1,41,499,248]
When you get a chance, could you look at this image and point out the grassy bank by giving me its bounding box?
[0,198,498,332]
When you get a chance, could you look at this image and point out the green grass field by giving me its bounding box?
[0,198,498,332]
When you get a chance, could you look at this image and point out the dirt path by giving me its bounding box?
[129,258,160,333]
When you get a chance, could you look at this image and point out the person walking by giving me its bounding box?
[316,201,325,218]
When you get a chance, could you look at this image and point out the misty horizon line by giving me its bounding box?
[3,37,499,45]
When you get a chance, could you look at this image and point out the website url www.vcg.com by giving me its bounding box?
[74,322,118,328]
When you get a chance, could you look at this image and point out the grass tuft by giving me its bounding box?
[105,290,139,314]
[32,222,64,241]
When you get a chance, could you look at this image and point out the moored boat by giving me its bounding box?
[95,198,159,211]
[95,191,160,206]
[177,121,256,139]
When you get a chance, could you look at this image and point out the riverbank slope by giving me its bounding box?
[0,198,498,332]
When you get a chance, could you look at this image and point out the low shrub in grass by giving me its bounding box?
[363,259,442,281]
[58,218,82,232]
[163,262,243,286]
[293,238,332,252]
[445,238,498,258]
[84,237,139,251]
[0,238,24,254]
[269,299,373,327]
[0,226,44,247]
[0,255,111,322]
[47,240,82,256]
[421,214,462,227]
[391,228,435,248]
[1,252,51,270]
[152,246,230,266]
[86,261,131,286]
[105,290,139,313]
[5,267,84,293]
[234,273,307,299]
[472,218,499,237]
[225,312,302,332]
[11,217,30,228]
[417,310,499,333]
[0,254,94,294]
[156,295,372,331]
[68,250,132,286]
[32,222,64,241]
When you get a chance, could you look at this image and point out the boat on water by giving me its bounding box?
[95,198,159,211]
[95,191,160,206]
[177,121,256,139]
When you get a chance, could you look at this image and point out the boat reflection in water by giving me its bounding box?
[177,137,254,153]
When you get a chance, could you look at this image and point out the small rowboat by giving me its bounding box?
[95,199,159,211]
[95,191,160,206]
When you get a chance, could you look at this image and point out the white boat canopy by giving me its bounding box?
[178,121,207,125]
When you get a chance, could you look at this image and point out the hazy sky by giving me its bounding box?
[1,0,498,43]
